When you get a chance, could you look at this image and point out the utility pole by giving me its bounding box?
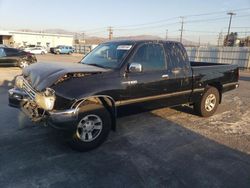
[198,36,200,47]
[165,29,168,40]
[108,26,113,40]
[226,12,236,43]
[179,17,184,43]
[82,32,85,44]
[217,32,223,46]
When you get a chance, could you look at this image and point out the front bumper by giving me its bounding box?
[48,109,78,124]
[8,88,78,125]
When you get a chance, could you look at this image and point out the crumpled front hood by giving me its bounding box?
[23,62,109,91]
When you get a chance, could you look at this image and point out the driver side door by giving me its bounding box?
[125,43,167,99]
[121,42,183,106]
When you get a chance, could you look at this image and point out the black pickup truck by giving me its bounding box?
[9,40,239,151]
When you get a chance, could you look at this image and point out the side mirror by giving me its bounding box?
[129,63,142,73]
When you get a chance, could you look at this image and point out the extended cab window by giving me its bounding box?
[130,43,165,72]
[166,43,189,69]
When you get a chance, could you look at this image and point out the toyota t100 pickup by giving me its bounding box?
[9,40,239,151]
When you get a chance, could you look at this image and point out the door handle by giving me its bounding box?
[162,74,169,79]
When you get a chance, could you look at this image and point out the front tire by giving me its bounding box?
[194,86,220,117]
[69,105,111,152]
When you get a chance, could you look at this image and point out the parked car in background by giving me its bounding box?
[0,47,37,68]
[50,45,74,54]
[24,47,47,55]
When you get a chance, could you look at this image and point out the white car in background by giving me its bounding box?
[24,47,47,55]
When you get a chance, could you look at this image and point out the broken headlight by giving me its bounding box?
[15,76,24,89]
[35,88,56,111]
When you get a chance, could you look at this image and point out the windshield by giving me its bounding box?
[81,42,134,69]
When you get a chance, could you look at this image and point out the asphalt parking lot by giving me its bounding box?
[0,54,250,188]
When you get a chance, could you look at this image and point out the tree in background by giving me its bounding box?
[239,37,250,47]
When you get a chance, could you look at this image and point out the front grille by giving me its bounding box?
[22,77,36,100]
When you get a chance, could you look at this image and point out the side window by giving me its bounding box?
[130,43,165,72]
[0,48,6,57]
[4,48,19,56]
[166,43,189,69]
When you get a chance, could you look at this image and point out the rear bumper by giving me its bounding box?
[8,88,78,125]
[222,82,239,93]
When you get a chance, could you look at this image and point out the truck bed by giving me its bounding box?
[190,61,238,74]
[190,61,230,67]
[190,61,238,93]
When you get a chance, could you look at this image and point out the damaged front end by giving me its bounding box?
[8,76,78,126]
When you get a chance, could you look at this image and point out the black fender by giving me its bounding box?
[71,95,117,131]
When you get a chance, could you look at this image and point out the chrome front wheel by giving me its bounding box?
[76,114,103,142]
[69,104,111,152]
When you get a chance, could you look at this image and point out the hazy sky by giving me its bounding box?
[0,0,250,43]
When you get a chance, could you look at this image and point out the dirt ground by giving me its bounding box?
[0,54,250,187]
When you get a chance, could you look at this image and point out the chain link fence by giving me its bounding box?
[185,47,250,68]
[73,44,98,55]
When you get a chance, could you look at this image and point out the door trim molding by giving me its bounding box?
[116,89,192,106]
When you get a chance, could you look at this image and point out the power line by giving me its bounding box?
[182,7,250,18]
[80,27,107,32]
[76,9,250,42]
[113,14,250,33]
[113,7,250,29]
[185,30,219,33]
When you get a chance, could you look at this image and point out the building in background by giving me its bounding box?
[0,30,73,48]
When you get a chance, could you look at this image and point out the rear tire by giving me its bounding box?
[56,51,60,55]
[194,86,220,117]
[69,105,111,152]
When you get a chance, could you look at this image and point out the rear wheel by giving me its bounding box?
[69,105,111,152]
[194,86,220,117]
[41,51,45,55]
[56,51,60,55]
